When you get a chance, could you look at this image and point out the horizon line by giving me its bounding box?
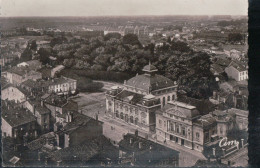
[0,14,248,18]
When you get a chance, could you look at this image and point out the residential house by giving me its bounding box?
[23,99,51,133]
[228,108,248,131]
[2,86,27,103]
[6,67,42,85]
[55,111,103,148]
[51,65,65,78]
[2,101,37,139]
[43,76,77,95]
[118,132,179,166]
[17,60,42,70]
[225,61,248,81]
[42,93,78,123]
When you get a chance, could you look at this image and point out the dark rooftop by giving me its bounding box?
[2,102,36,128]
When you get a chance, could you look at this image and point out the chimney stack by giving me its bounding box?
[130,138,133,144]
[41,100,44,107]
[213,148,216,156]
[139,142,142,149]
[241,139,244,148]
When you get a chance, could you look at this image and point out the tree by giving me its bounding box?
[38,48,51,65]
[104,33,121,41]
[122,34,141,46]
[20,48,32,62]
[228,33,244,43]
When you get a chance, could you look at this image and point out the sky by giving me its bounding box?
[0,0,248,17]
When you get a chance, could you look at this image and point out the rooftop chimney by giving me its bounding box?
[130,138,133,144]
[41,100,44,107]
[139,142,142,149]
[213,148,216,156]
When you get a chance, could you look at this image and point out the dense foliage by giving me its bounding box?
[38,33,217,99]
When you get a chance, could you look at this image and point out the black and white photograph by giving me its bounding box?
[0,0,250,167]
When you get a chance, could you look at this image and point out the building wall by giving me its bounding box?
[48,81,77,95]
[65,121,103,147]
[1,118,13,137]
[225,66,239,81]
[2,87,26,103]
[236,115,248,130]
[192,125,204,152]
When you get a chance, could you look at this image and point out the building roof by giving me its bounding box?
[119,133,179,165]
[115,90,144,105]
[125,64,176,93]
[142,62,158,72]
[125,74,175,93]
[58,112,102,135]
[228,108,248,118]
[158,101,200,119]
[44,94,69,107]
[2,103,36,128]
[42,77,76,87]
[228,60,247,72]
[194,114,217,128]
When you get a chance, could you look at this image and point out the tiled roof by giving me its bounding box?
[59,112,102,135]
[115,90,144,105]
[119,133,179,165]
[2,104,36,128]
[228,60,247,72]
[49,140,99,162]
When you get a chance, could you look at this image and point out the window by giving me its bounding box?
[176,127,180,133]
[196,132,200,140]
[172,95,175,100]
[182,129,186,136]
[130,116,134,123]
[163,97,165,106]
[135,118,138,125]
[220,126,223,134]
[164,121,166,127]
[168,96,170,101]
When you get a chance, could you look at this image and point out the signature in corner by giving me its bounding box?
[219,137,239,148]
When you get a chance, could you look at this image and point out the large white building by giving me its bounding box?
[106,63,178,132]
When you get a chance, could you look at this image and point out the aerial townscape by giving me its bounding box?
[1,15,248,167]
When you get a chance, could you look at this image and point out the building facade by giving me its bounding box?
[106,63,178,132]
[225,61,248,81]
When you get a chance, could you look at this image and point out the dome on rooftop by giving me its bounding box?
[142,62,158,72]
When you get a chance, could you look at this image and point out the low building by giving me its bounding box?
[2,86,27,103]
[23,99,51,133]
[228,108,248,131]
[6,67,42,85]
[55,111,103,148]
[2,101,37,139]
[118,133,179,166]
[17,60,42,70]
[51,65,65,78]
[43,77,77,95]
[42,94,78,120]
[225,61,248,81]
